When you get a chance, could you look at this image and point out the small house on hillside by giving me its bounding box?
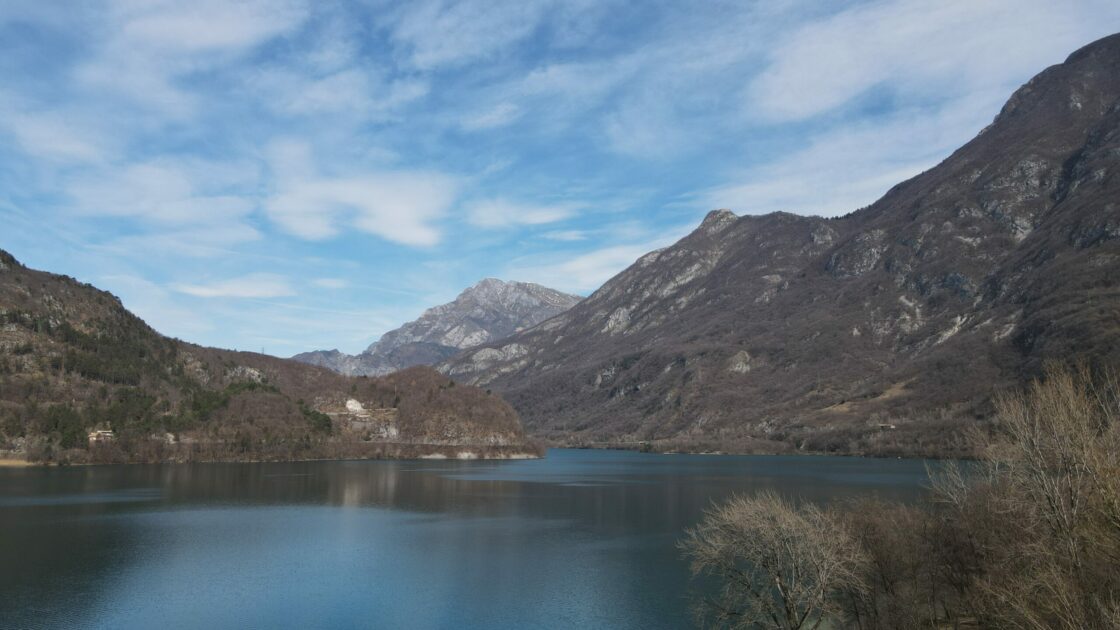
[88,429,115,446]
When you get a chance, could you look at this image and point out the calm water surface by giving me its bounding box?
[0,449,940,629]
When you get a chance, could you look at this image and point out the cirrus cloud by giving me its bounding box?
[747,0,1118,122]
[466,198,578,229]
[264,140,461,246]
[173,273,296,298]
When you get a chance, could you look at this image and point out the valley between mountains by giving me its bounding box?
[3,34,1120,463]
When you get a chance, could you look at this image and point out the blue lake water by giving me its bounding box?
[0,449,940,629]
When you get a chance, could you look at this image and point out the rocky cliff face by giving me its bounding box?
[0,253,536,463]
[293,279,581,376]
[441,33,1120,457]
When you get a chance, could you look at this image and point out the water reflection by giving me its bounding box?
[0,450,940,629]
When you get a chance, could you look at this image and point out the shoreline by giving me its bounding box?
[0,458,32,467]
[0,450,544,468]
[545,443,976,461]
[2,437,546,467]
[0,446,968,468]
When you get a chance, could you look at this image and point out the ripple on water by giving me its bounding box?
[0,488,163,508]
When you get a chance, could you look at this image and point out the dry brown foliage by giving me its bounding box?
[952,363,1120,629]
[684,364,1120,629]
[681,492,869,629]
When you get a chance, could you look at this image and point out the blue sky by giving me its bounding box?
[2,0,1118,356]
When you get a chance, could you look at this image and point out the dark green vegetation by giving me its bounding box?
[444,34,1120,458]
[0,249,537,464]
[682,365,1120,629]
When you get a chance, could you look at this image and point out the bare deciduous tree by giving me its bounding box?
[680,491,868,629]
[973,364,1120,629]
[684,364,1120,629]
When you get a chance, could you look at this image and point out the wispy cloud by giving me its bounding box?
[75,0,310,117]
[509,227,690,293]
[313,278,349,289]
[95,224,263,260]
[460,102,523,131]
[466,198,578,228]
[71,163,256,226]
[249,67,429,119]
[603,90,690,158]
[383,0,559,70]
[3,0,1119,354]
[110,0,308,53]
[2,109,112,163]
[173,273,296,299]
[264,141,460,245]
[748,0,1116,122]
[541,230,588,242]
[697,92,1009,216]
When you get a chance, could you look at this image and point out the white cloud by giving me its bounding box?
[173,273,296,298]
[267,175,459,245]
[386,0,554,70]
[75,0,310,116]
[511,230,688,293]
[96,224,263,259]
[109,0,308,54]
[439,57,639,141]
[2,110,112,163]
[513,244,662,293]
[302,18,361,72]
[748,0,1120,122]
[541,230,588,242]
[265,141,460,245]
[448,4,768,153]
[466,198,577,228]
[460,102,522,131]
[313,278,349,289]
[603,90,689,158]
[699,92,1008,217]
[250,67,428,118]
[516,56,639,106]
[69,161,257,226]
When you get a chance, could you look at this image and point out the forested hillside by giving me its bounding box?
[0,249,537,463]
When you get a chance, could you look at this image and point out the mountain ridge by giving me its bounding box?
[293,278,580,376]
[440,32,1120,457]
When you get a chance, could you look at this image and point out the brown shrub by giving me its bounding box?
[683,364,1120,629]
[681,492,868,629]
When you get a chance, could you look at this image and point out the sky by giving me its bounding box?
[2,1,1119,356]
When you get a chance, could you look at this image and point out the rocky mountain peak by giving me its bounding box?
[470,277,508,290]
[0,249,20,272]
[698,209,738,234]
[292,278,581,377]
[461,278,509,299]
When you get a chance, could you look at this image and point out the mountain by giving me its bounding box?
[0,250,539,464]
[293,278,581,376]
[441,33,1120,457]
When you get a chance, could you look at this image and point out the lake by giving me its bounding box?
[0,449,940,629]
